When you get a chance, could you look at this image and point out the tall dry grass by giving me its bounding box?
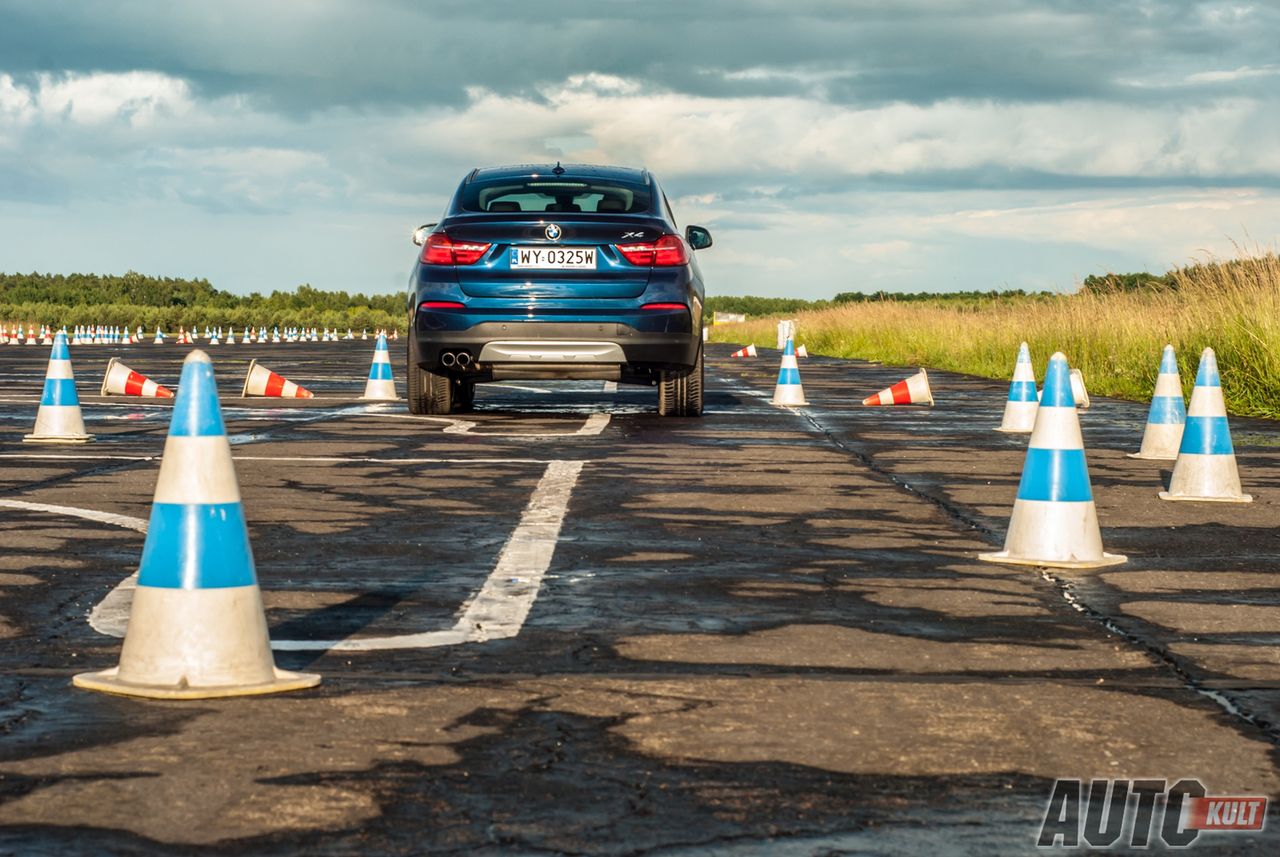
[710,252,1280,418]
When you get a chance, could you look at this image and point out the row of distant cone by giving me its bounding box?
[0,325,55,345]
[22,332,398,442]
[11,326,399,345]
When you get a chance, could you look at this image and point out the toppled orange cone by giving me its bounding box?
[863,369,933,406]
[241,360,313,398]
[100,357,174,398]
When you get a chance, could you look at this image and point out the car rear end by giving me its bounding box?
[406,165,710,415]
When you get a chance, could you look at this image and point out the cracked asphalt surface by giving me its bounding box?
[0,340,1278,854]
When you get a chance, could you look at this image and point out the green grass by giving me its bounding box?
[709,252,1280,419]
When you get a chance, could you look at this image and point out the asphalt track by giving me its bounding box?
[0,339,1278,855]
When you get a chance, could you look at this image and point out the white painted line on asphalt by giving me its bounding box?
[0,499,148,532]
[492,384,553,394]
[0,453,159,461]
[0,452,550,465]
[232,455,551,465]
[53,459,584,650]
[372,411,611,438]
[274,459,585,651]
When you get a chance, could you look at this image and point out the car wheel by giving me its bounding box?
[657,343,703,417]
[407,333,429,414]
[683,343,704,417]
[407,333,453,415]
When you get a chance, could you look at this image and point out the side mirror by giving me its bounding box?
[685,225,713,251]
[411,223,437,246]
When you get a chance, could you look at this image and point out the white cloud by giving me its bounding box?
[33,71,192,125]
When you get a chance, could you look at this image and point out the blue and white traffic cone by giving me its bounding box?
[361,333,397,400]
[996,342,1038,432]
[74,350,321,699]
[1159,347,1251,503]
[1128,344,1185,460]
[980,352,1125,568]
[24,332,93,444]
[770,338,808,406]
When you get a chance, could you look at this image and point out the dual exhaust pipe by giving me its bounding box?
[439,350,472,369]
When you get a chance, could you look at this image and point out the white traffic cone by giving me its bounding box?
[729,344,757,358]
[1128,345,1185,460]
[863,369,933,406]
[996,342,1038,432]
[979,352,1125,569]
[74,350,321,699]
[770,338,808,406]
[360,333,397,400]
[1070,368,1090,409]
[100,357,174,398]
[242,359,314,398]
[796,344,808,358]
[24,332,94,444]
[1159,347,1251,503]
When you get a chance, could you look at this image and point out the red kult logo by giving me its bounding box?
[1186,797,1267,831]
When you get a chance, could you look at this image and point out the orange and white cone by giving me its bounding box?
[729,344,757,358]
[796,344,808,358]
[863,369,933,406]
[100,357,174,398]
[241,359,313,398]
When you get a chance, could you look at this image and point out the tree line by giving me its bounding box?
[0,271,407,332]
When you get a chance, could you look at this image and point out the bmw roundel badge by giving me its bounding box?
[544,223,562,241]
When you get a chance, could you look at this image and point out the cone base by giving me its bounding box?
[1157,491,1253,504]
[359,395,400,401]
[771,398,808,407]
[1126,451,1177,461]
[73,665,320,699]
[978,550,1127,569]
[993,426,1033,434]
[23,433,94,444]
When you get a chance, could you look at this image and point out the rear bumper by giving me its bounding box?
[412,319,700,373]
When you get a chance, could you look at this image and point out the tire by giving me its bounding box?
[407,333,429,414]
[407,334,453,415]
[657,343,704,417]
[684,343,704,417]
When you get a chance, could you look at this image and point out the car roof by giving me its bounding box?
[467,164,650,183]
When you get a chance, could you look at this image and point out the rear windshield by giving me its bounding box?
[458,178,652,214]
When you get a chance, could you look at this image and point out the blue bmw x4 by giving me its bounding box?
[406,163,712,416]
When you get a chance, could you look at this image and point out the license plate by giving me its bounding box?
[510,246,597,270]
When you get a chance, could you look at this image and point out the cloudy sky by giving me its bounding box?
[1,1,1278,299]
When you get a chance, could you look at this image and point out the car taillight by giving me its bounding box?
[615,234,689,267]
[641,302,688,311]
[421,233,491,265]
[419,301,465,310]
